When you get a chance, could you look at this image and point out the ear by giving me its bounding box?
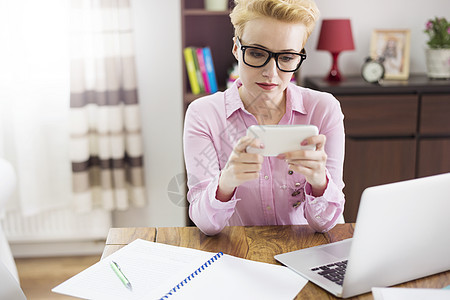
[232,37,239,61]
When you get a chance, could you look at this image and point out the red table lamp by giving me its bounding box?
[317,19,355,82]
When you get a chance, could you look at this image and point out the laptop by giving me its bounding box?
[275,173,450,298]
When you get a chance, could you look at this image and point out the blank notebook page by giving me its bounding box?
[166,254,307,299]
[53,239,214,300]
[52,239,307,300]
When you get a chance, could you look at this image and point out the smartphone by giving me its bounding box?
[246,125,319,156]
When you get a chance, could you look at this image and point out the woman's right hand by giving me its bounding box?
[216,136,264,202]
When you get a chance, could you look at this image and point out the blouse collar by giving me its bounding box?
[224,79,307,119]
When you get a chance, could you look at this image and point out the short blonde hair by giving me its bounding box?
[230,0,320,43]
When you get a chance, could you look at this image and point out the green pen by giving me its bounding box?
[110,261,132,291]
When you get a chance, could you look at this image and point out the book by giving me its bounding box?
[191,47,205,93]
[196,48,211,93]
[52,239,307,300]
[183,47,201,94]
[202,47,218,93]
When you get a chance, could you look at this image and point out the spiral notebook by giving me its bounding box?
[52,239,307,300]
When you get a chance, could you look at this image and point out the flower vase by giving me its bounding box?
[425,48,450,79]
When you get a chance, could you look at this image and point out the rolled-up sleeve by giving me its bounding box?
[304,170,345,232]
[183,99,238,235]
[303,94,346,232]
[187,175,239,235]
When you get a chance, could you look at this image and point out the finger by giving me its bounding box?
[226,163,261,175]
[286,150,327,164]
[288,163,323,179]
[234,136,263,154]
[301,134,326,151]
[233,136,253,153]
[289,163,327,187]
[235,172,260,182]
[245,139,265,153]
[288,163,311,175]
[284,144,327,161]
[288,160,323,171]
[231,152,264,164]
[281,149,307,160]
[229,162,262,173]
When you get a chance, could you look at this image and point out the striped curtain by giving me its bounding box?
[69,0,146,212]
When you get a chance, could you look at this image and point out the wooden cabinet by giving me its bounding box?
[418,94,450,177]
[339,95,418,136]
[419,94,450,135]
[181,0,235,106]
[344,139,417,221]
[418,139,450,177]
[304,75,450,222]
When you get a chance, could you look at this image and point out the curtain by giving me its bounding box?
[0,0,72,215]
[69,0,146,212]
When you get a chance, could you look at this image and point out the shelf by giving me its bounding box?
[304,74,450,95]
[184,9,230,16]
[181,0,235,107]
[183,86,227,105]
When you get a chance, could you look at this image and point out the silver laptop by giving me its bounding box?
[275,173,450,298]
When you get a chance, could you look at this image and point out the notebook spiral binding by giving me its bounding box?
[160,252,224,299]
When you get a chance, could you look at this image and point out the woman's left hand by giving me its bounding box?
[277,134,328,197]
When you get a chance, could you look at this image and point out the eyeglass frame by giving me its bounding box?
[235,37,307,73]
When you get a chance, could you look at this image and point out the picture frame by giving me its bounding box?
[370,29,411,80]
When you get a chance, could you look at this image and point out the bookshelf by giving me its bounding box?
[181,0,236,107]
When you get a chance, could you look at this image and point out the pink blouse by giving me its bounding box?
[183,79,345,235]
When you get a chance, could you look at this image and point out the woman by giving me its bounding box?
[183,0,345,235]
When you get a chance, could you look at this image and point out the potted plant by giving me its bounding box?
[424,17,450,79]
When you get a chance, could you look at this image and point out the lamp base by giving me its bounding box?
[325,52,343,82]
[326,70,342,82]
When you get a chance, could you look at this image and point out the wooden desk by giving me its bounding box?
[102,224,450,299]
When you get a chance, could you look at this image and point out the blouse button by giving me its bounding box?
[288,170,294,175]
[295,182,301,187]
[264,175,269,180]
[291,189,301,196]
[293,201,301,208]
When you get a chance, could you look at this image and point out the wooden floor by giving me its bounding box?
[16,255,100,300]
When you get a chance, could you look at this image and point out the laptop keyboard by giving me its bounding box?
[310,260,348,286]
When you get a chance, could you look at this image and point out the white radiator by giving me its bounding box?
[1,208,112,257]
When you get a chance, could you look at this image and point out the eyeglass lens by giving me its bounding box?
[243,47,303,72]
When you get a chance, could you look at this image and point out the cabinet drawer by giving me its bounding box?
[343,138,416,222]
[417,138,450,177]
[338,95,418,137]
[420,94,450,135]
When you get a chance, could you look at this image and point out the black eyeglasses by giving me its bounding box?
[236,37,306,72]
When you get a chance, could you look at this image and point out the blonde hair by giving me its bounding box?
[230,0,320,42]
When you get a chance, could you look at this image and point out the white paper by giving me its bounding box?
[372,287,450,300]
[52,239,214,300]
[167,254,308,300]
[52,239,307,299]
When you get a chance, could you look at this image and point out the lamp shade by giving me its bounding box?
[317,19,355,52]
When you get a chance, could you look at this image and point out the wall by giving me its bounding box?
[114,0,450,227]
[303,0,450,78]
[113,0,186,227]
